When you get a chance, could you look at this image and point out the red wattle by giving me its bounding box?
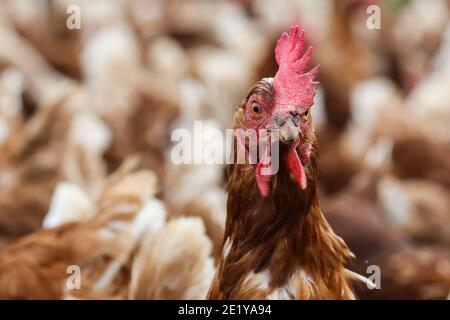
[256,161,270,197]
[256,140,273,198]
[287,145,307,190]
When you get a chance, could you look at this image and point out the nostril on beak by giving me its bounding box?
[274,114,284,127]
[279,117,299,144]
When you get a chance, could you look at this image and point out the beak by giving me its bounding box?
[278,116,300,144]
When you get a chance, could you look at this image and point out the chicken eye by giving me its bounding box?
[303,110,309,116]
[251,103,262,116]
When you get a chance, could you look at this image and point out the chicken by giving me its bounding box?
[3,0,83,79]
[129,216,215,299]
[0,0,447,301]
[0,92,72,248]
[0,159,158,299]
[378,176,450,246]
[365,247,450,300]
[0,160,215,300]
[322,124,450,300]
[208,26,370,300]
[311,0,378,130]
[389,0,449,91]
[0,82,112,248]
[326,194,450,300]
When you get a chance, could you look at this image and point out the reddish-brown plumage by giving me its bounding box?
[208,27,358,299]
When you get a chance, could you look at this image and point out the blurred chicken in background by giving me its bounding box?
[0,0,449,299]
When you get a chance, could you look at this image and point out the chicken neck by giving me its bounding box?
[212,151,354,298]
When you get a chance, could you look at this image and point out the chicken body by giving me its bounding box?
[0,163,215,300]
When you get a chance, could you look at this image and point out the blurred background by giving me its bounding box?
[0,0,449,299]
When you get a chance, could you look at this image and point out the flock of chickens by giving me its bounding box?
[0,0,449,300]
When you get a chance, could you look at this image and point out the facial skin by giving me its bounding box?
[237,78,315,197]
[245,90,312,145]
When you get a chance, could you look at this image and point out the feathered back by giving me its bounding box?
[129,217,215,300]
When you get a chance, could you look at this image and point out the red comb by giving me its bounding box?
[273,26,319,113]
